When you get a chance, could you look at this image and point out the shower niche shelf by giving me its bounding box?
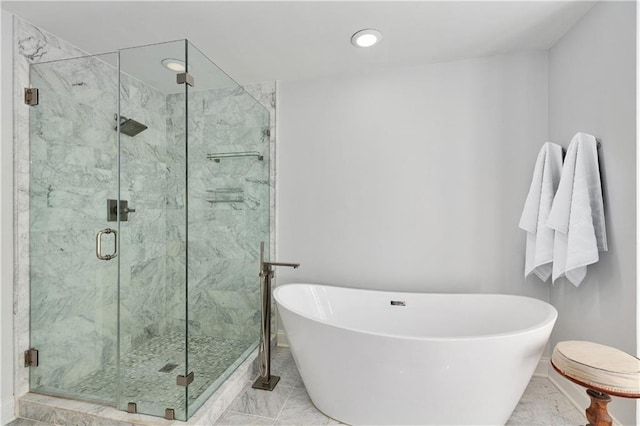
[207,188,244,203]
[207,151,263,163]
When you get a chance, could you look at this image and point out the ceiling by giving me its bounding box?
[2,1,596,84]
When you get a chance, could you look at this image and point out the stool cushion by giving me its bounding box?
[552,341,640,396]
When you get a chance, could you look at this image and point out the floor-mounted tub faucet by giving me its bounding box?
[252,242,299,391]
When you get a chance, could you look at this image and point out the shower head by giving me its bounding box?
[115,115,148,137]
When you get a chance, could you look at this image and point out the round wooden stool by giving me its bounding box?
[551,341,640,426]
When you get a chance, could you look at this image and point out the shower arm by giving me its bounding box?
[253,242,299,391]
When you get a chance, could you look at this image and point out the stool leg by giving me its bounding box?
[585,389,612,426]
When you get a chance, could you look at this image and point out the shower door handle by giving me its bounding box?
[96,228,117,260]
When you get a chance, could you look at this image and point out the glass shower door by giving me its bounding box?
[29,53,119,404]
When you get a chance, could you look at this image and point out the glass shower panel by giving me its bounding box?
[185,41,271,417]
[117,40,188,420]
[29,53,119,404]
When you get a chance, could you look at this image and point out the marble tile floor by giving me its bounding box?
[5,419,49,426]
[215,347,586,426]
[8,346,587,426]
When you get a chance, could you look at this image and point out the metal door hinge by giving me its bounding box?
[24,348,39,367]
[24,88,39,106]
[177,72,194,87]
[176,371,194,386]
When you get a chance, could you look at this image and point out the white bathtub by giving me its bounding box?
[274,283,557,425]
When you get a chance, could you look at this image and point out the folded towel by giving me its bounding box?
[547,132,607,286]
[519,142,564,281]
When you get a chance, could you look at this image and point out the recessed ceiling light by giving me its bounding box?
[351,29,382,48]
[161,58,186,72]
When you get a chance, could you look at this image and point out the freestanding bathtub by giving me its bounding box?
[274,283,557,425]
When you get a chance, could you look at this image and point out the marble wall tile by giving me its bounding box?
[14,15,276,422]
[26,43,169,396]
[242,82,277,262]
[15,22,177,384]
[164,86,273,345]
[14,15,101,400]
[28,56,119,392]
[118,70,170,354]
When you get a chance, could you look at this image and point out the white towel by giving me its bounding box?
[547,132,607,286]
[519,142,564,282]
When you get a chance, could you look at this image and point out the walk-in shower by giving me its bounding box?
[27,39,270,421]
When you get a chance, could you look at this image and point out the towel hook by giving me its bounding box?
[562,139,601,155]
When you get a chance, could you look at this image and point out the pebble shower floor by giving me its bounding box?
[68,333,250,417]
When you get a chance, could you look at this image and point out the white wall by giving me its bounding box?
[1,10,15,425]
[548,2,636,424]
[277,51,549,301]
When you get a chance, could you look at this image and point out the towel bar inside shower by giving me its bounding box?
[207,151,264,163]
